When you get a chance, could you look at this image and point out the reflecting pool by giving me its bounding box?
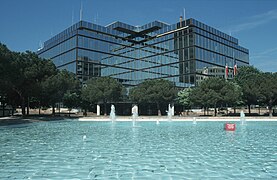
[1,120,277,179]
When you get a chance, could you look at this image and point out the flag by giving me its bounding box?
[234,64,237,76]
[225,65,228,80]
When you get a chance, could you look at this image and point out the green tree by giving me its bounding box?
[222,81,243,113]
[80,85,95,116]
[0,43,13,88]
[189,77,240,116]
[234,66,262,114]
[22,52,57,115]
[129,79,177,116]
[0,43,13,115]
[63,91,80,116]
[81,77,124,115]
[41,70,79,115]
[189,87,205,112]
[201,77,226,116]
[178,88,192,115]
[259,72,277,117]
[0,48,57,116]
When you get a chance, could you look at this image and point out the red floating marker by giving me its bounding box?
[225,123,236,131]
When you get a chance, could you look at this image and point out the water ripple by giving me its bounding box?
[0,121,276,179]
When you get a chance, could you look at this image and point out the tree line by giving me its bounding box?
[0,43,178,116]
[178,66,277,117]
[1,43,276,117]
[0,43,79,116]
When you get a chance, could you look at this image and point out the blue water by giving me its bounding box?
[1,120,277,179]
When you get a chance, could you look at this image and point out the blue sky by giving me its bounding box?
[0,0,276,72]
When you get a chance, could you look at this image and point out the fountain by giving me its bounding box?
[193,117,197,124]
[156,118,160,125]
[132,105,138,127]
[167,104,172,121]
[83,135,87,141]
[240,110,246,125]
[110,104,116,123]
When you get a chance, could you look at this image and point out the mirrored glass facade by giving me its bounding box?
[38,18,249,87]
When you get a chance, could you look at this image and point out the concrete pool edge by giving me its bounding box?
[78,116,277,122]
[1,116,277,126]
[0,116,76,126]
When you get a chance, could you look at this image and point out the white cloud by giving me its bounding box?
[227,9,277,33]
[257,47,277,55]
[250,47,277,72]
[251,59,277,72]
[251,47,277,59]
[223,9,277,72]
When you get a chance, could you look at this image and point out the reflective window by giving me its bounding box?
[38,18,249,87]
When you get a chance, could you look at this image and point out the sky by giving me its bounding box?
[0,0,276,72]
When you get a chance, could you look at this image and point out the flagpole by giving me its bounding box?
[234,64,237,76]
[80,1,83,21]
[183,8,186,26]
[233,51,236,76]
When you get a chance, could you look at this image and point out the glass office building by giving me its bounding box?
[37,18,249,88]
